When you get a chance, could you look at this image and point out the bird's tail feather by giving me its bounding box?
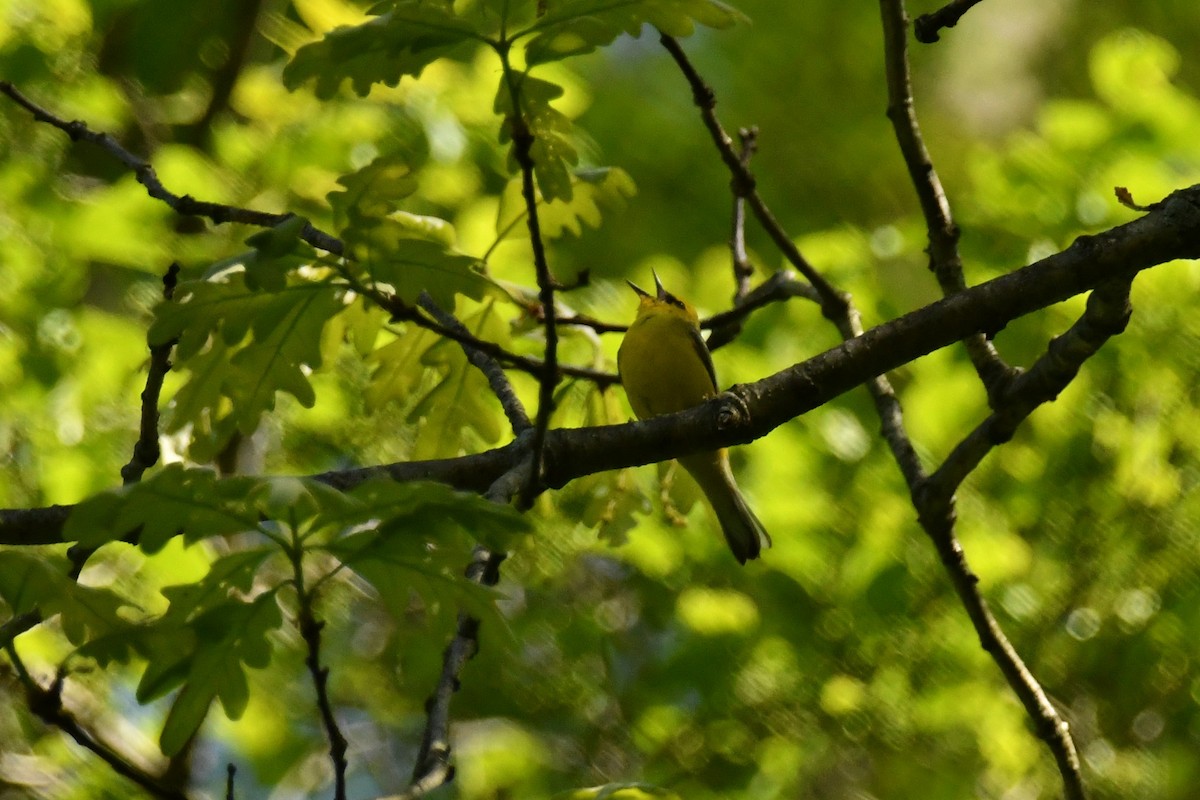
[680,453,772,565]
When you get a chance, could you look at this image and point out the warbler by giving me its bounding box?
[617,273,771,564]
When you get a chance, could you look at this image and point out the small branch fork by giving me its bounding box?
[878,0,1018,403]
[661,25,1093,799]
[4,649,189,800]
[1,262,191,797]
[913,0,988,43]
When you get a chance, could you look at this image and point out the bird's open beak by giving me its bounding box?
[626,279,652,299]
[652,270,667,300]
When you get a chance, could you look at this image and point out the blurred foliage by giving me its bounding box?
[1,1,1200,799]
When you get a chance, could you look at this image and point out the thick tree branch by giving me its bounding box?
[4,187,1197,546]
[879,0,1019,401]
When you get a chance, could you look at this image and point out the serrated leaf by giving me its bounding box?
[409,303,507,458]
[0,551,133,646]
[497,74,578,202]
[158,591,282,756]
[495,167,636,247]
[346,217,488,307]
[328,154,420,228]
[283,4,482,99]
[64,465,261,552]
[522,0,744,66]
[152,274,347,437]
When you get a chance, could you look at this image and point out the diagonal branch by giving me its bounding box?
[6,648,187,800]
[913,0,988,43]
[879,0,1019,403]
[3,184,1199,548]
[120,263,180,485]
[0,81,617,389]
[417,293,533,434]
[500,69,560,508]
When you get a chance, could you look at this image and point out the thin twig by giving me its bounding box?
[730,127,758,300]
[930,279,1133,500]
[878,0,1019,403]
[120,263,180,485]
[704,270,819,352]
[407,547,506,796]
[417,292,533,434]
[1,81,619,390]
[7,648,187,800]
[663,30,1088,800]
[502,74,560,508]
[913,0,988,43]
[0,81,344,256]
[659,36,844,316]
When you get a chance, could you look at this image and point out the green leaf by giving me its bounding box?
[497,74,578,202]
[151,274,347,436]
[521,0,745,65]
[345,217,488,307]
[552,784,683,800]
[324,481,529,628]
[64,465,261,552]
[0,551,132,646]
[282,3,483,99]
[157,591,282,756]
[495,167,636,247]
[328,154,420,229]
[364,324,439,412]
[409,302,507,459]
[242,216,318,292]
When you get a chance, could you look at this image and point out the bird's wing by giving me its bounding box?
[688,324,719,392]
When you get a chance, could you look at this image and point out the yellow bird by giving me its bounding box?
[617,273,771,564]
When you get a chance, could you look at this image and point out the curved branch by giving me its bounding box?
[4,186,1197,545]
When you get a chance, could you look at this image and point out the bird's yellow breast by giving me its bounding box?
[617,307,717,419]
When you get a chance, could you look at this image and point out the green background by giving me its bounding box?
[2,1,1199,798]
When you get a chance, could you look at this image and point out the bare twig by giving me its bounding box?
[417,292,533,434]
[704,270,819,352]
[407,546,506,797]
[120,263,180,485]
[664,30,1095,799]
[730,127,758,300]
[298,599,348,799]
[502,77,560,508]
[913,0,988,43]
[930,279,1133,500]
[879,0,1019,403]
[0,81,344,256]
[6,649,187,800]
[1,81,619,390]
[908,283,1134,800]
[659,36,843,314]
